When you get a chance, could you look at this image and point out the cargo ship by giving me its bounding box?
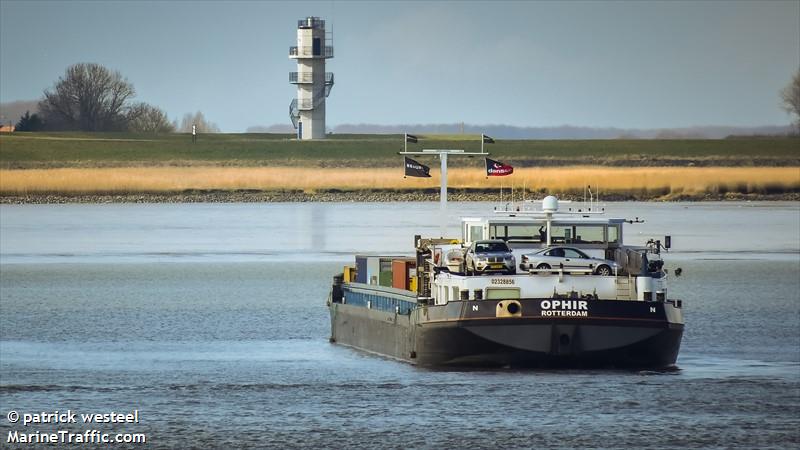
[327,196,684,368]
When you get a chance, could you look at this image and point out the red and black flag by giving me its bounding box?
[485,157,513,176]
[404,156,431,178]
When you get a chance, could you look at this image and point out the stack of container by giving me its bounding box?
[355,255,409,288]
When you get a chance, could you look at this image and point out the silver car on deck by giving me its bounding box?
[465,240,516,275]
[519,246,619,276]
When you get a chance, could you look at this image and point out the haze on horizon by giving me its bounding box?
[1,0,798,133]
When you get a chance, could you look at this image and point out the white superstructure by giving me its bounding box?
[419,197,674,306]
[289,16,334,140]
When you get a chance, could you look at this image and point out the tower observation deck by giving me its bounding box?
[289,16,334,140]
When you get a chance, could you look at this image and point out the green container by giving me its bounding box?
[379,271,393,287]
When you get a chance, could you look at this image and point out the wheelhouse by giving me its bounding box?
[463,215,626,257]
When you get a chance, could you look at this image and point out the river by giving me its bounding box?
[1,201,798,448]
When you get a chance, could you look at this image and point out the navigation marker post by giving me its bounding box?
[400,147,489,236]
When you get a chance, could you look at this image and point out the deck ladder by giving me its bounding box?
[615,276,633,300]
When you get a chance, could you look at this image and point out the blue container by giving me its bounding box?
[355,255,368,284]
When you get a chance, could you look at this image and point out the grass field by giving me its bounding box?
[2,132,798,198]
[1,132,799,168]
[2,166,798,198]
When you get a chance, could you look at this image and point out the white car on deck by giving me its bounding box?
[520,246,619,275]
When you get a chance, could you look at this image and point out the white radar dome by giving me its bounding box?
[542,195,559,213]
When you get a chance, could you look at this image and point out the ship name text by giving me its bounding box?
[540,300,589,317]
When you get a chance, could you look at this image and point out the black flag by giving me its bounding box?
[404,156,431,178]
[485,157,513,176]
[405,134,418,143]
[482,134,495,144]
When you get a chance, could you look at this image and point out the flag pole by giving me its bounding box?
[399,147,489,238]
[481,133,484,154]
[404,133,407,153]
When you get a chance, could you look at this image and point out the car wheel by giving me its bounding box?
[596,265,612,276]
[536,263,551,270]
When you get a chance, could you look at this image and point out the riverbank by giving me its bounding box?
[2,189,798,204]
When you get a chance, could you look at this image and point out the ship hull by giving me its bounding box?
[330,283,684,368]
[412,320,682,367]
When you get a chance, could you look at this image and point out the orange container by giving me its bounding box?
[392,259,416,290]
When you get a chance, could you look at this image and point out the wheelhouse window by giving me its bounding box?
[488,222,616,246]
[489,224,545,243]
[608,225,620,244]
[469,225,484,242]
[508,225,542,243]
[574,225,605,244]
[549,226,572,244]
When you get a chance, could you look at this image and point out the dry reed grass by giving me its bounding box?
[1,166,798,196]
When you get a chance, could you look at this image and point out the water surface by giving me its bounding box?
[1,202,798,448]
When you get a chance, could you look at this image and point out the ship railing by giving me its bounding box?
[524,268,594,275]
[522,265,620,281]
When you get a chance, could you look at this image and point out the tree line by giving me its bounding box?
[15,63,219,133]
[11,63,800,134]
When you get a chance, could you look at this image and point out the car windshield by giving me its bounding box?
[475,242,508,253]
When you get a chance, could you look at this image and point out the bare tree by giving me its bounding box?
[781,69,800,133]
[178,111,220,133]
[39,63,135,131]
[127,103,174,133]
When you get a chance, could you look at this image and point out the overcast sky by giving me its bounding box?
[1,0,798,132]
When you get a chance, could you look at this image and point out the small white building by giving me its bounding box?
[289,16,334,140]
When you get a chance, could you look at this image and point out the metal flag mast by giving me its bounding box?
[400,135,489,236]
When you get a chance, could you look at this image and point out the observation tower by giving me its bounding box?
[289,16,334,139]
